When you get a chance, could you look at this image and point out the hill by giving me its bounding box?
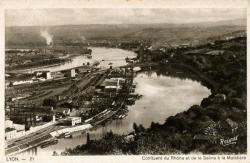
[5,19,246,48]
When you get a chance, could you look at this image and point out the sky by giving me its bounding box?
[5,8,246,26]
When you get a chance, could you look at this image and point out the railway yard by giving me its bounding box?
[5,55,141,155]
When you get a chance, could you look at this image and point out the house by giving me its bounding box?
[124,134,135,143]
[220,118,239,133]
[225,118,238,129]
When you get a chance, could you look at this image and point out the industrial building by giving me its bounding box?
[60,117,81,126]
[63,69,76,78]
[99,78,126,94]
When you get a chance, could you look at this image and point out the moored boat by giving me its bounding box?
[64,132,72,138]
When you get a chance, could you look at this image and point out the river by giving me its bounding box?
[21,47,211,156]
[20,47,137,73]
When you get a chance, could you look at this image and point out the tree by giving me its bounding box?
[133,123,139,133]
[138,124,145,132]
[52,151,59,156]
[201,97,212,108]
[43,98,57,108]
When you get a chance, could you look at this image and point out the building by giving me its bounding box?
[34,71,52,80]
[62,69,76,78]
[54,107,71,116]
[45,71,52,79]
[5,120,25,131]
[5,128,17,140]
[5,120,14,128]
[100,78,125,94]
[219,118,239,133]
[5,120,25,140]
[51,71,64,79]
[124,134,135,143]
[60,117,81,126]
[67,117,81,126]
[70,69,76,77]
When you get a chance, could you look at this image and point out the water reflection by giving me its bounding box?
[30,71,210,156]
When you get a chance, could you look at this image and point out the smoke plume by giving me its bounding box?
[40,30,53,45]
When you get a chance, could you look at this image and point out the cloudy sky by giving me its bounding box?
[5,8,246,26]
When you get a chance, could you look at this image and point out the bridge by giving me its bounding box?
[118,62,158,69]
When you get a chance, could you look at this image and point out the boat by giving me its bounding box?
[64,132,72,138]
[117,114,127,119]
[127,98,135,105]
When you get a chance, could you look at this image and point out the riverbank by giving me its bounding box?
[6,58,72,74]
[62,36,246,155]
[6,47,137,75]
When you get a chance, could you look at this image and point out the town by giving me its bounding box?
[5,44,143,155]
[5,8,247,156]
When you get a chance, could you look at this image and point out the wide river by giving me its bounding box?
[22,47,211,156]
[21,47,136,73]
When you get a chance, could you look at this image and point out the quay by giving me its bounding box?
[5,60,148,156]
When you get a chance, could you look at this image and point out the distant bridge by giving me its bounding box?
[118,62,158,68]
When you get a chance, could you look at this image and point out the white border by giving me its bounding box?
[0,0,249,163]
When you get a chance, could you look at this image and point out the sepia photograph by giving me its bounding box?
[3,6,247,158]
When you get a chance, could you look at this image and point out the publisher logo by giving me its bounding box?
[220,135,238,146]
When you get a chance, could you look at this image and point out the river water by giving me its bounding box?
[21,47,211,156]
[21,47,136,73]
